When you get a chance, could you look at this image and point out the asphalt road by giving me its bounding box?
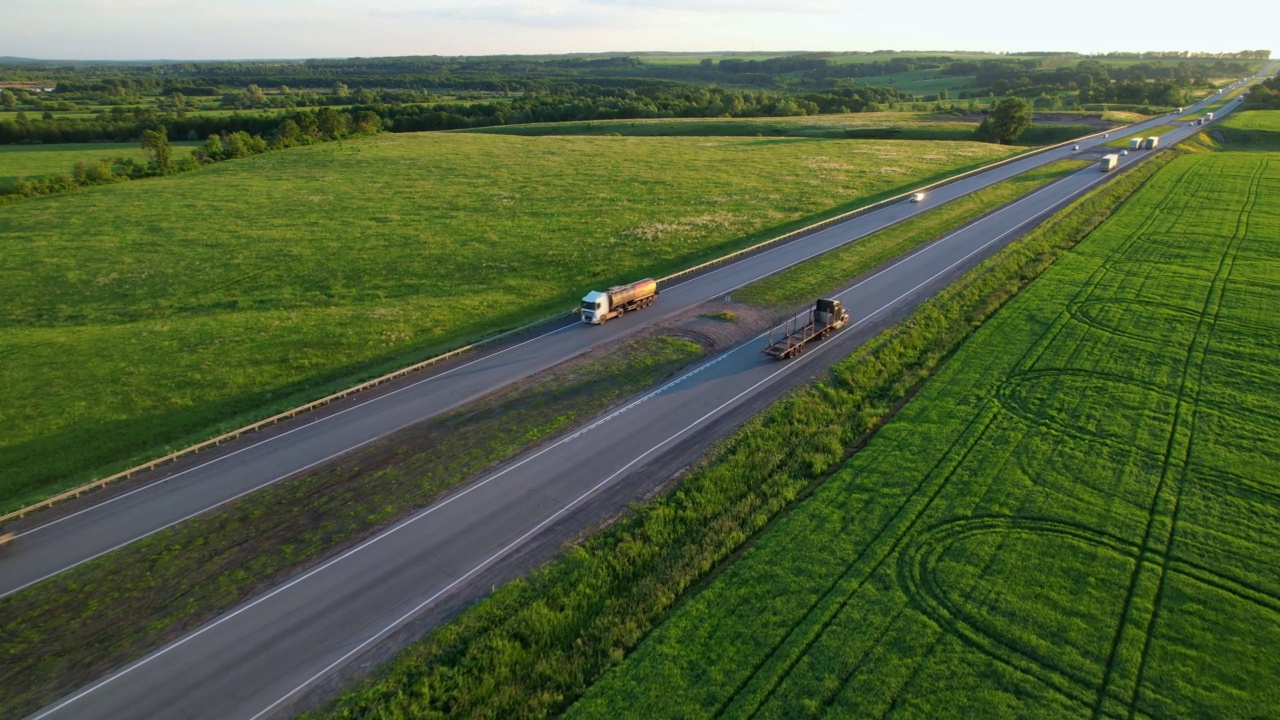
[0,90,1233,601]
[23,81,1262,720]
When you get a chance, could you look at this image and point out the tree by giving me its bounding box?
[140,128,173,169]
[246,84,268,106]
[200,133,223,162]
[0,89,16,108]
[333,82,350,98]
[977,96,1033,144]
[275,118,302,146]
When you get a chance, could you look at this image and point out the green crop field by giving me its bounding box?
[566,151,1280,718]
[0,131,1018,511]
[0,142,198,190]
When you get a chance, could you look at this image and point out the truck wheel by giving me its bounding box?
[618,306,625,317]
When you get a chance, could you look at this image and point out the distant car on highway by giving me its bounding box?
[1121,149,1129,155]
[1072,144,1080,151]
[909,192,926,203]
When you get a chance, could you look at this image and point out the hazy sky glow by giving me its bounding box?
[2,0,1274,60]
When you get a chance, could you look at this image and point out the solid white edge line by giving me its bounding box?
[248,158,1111,720]
[11,320,579,543]
[13,99,1185,547]
[29,130,1124,720]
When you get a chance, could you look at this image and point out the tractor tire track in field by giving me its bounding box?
[898,515,1280,715]
[1092,157,1265,720]
[866,160,1201,718]
[712,404,1007,720]
[714,160,1193,719]
[1124,156,1269,720]
[869,158,1257,718]
[875,159,1226,718]
[1006,157,1198,380]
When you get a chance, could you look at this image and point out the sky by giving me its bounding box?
[1,0,1274,61]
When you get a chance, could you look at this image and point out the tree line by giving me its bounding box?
[1,107,381,201]
[1243,75,1280,110]
[0,83,905,144]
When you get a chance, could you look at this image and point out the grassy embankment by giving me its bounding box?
[0,141,199,190]
[0,333,704,719]
[567,153,1280,718]
[1209,109,1280,150]
[0,146,1088,720]
[309,139,1180,720]
[0,131,1019,511]
[1104,124,1177,148]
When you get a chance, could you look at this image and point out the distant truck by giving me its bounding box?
[763,298,849,359]
[1128,138,1144,151]
[1205,111,1215,121]
[1099,154,1119,172]
[1142,136,1160,150]
[581,278,658,324]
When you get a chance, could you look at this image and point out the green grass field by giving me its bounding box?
[1104,125,1176,148]
[1214,109,1280,150]
[463,112,984,141]
[0,142,199,190]
[0,131,1018,511]
[565,151,1280,718]
[465,113,1096,145]
[874,69,974,96]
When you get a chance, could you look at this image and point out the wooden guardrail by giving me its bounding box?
[0,120,1132,524]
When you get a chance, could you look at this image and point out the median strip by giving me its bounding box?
[0,148,1103,719]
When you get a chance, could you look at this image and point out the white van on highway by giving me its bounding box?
[909,192,925,203]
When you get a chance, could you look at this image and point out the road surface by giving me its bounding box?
[25,79,1265,720]
[0,89,1235,600]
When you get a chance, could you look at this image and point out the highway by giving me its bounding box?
[23,79,1263,720]
[0,89,1234,601]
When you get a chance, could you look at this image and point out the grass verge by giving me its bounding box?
[1105,124,1176,148]
[0,334,705,719]
[566,151,1280,719]
[736,158,1090,308]
[0,149,1099,717]
[306,138,1179,720]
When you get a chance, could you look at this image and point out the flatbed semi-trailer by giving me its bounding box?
[763,298,849,359]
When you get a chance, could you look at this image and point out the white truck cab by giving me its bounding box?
[581,291,609,324]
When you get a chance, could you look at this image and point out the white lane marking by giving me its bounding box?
[248,162,1111,719]
[33,145,1119,720]
[17,105,1170,549]
[25,345,743,720]
[6,323,582,565]
[18,321,581,541]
